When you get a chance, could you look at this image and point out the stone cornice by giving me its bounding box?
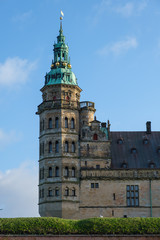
[80,169,160,180]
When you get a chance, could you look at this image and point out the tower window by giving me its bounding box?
[55,188,59,196]
[48,118,52,129]
[71,167,76,177]
[65,187,69,196]
[71,118,75,129]
[72,188,76,196]
[49,141,52,153]
[55,117,59,128]
[42,189,44,198]
[64,167,69,177]
[65,117,68,128]
[41,168,44,179]
[55,166,59,177]
[42,142,44,155]
[87,144,89,152]
[126,185,139,207]
[42,120,45,130]
[71,142,75,153]
[113,193,116,200]
[65,141,69,152]
[48,188,52,197]
[55,141,59,153]
[48,167,52,178]
[40,143,42,156]
[93,133,98,140]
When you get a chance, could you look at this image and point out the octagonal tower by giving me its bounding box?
[36,20,83,218]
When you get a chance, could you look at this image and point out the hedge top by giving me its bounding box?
[0,217,160,235]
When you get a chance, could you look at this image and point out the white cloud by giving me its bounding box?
[137,0,148,12]
[115,2,134,17]
[0,128,21,150]
[92,0,148,22]
[115,1,148,17]
[12,10,32,22]
[0,162,39,218]
[97,37,138,56]
[0,57,37,87]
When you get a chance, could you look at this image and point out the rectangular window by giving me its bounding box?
[96,165,100,169]
[113,193,116,200]
[95,183,99,188]
[91,183,99,188]
[91,183,94,188]
[126,185,139,207]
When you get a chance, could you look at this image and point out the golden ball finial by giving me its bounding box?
[60,17,63,20]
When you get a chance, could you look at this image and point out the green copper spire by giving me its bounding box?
[44,19,77,86]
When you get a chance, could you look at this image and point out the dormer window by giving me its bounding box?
[143,139,149,145]
[149,162,155,168]
[121,162,127,168]
[131,148,137,154]
[117,138,123,144]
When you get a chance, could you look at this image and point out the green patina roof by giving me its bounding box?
[45,67,77,85]
[44,21,77,86]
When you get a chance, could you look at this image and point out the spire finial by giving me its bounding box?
[60,10,64,34]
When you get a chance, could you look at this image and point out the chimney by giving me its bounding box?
[101,122,106,128]
[146,121,151,134]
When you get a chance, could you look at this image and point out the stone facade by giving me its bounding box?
[36,21,160,219]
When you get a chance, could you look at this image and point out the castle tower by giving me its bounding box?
[36,19,82,218]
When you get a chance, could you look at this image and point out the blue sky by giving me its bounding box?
[0,0,160,217]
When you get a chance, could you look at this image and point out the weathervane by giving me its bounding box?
[60,10,64,20]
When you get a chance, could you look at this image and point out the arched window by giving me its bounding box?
[42,120,45,130]
[71,118,75,129]
[65,117,68,128]
[55,166,59,177]
[48,188,52,197]
[42,142,44,155]
[65,187,69,196]
[48,167,52,177]
[55,187,59,196]
[55,141,59,153]
[40,169,42,180]
[71,142,75,153]
[40,143,42,156]
[48,118,52,129]
[55,117,59,128]
[49,141,52,153]
[72,188,76,196]
[71,167,75,177]
[64,167,69,177]
[42,167,44,179]
[65,141,69,152]
[93,133,98,140]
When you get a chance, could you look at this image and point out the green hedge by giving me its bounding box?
[0,217,160,235]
